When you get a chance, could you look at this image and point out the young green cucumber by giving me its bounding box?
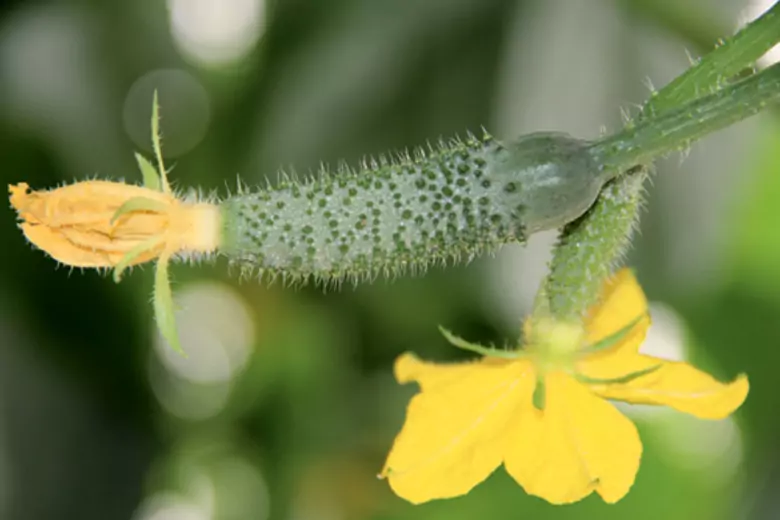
[219,132,612,282]
[219,60,780,284]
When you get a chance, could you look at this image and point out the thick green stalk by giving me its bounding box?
[543,1,780,321]
[644,1,780,114]
[536,168,647,322]
[589,61,780,171]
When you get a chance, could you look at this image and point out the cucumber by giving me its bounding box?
[218,61,780,285]
[219,132,612,283]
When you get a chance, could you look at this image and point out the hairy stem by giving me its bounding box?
[590,61,780,171]
[543,1,780,321]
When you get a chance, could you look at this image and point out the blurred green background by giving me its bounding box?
[1,0,779,519]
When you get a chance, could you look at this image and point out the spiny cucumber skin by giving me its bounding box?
[219,132,611,284]
[545,167,646,322]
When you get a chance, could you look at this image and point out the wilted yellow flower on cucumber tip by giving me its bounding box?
[9,180,220,269]
[7,91,210,356]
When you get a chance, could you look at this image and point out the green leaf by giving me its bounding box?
[135,152,161,191]
[438,326,522,359]
[110,196,168,225]
[575,364,662,386]
[112,236,164,283]
[579,314,645,355]
[154,254,186,356]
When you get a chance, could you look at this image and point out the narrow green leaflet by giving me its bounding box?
[575,364,662,386]
[151,90,170,193]
[112,236,164,283]
[154,253,185,356]
[579,315,645,355]
[110,197,168,224]
[135,152,161,191]
[439,326,522,359]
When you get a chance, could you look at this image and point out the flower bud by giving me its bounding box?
[9,181,220,268]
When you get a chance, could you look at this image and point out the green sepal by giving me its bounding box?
[575,364,661,386]
[532,375,546,410]
[151,90,170,193]
[438,326,522,359]
[154,255,186,356]
[135,152,161,191]
[110,196,167,224]
[112,236,164,283]
[579,314,645,355]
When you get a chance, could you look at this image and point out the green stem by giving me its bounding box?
[644,1,780,115]
[542,169,647,322]
[590,61,780,172]
[542,1,780,321]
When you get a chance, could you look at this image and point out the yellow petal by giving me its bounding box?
[382,353,533,504]
[584,268,648,345]
[11,181,172,228]
[10,181,170,267]
[577,348,659,382]
[592,360,749,420]
[504,372,642,504]
[10,181,220,268]
[393,351,508,388]
[577,269,652,379]
[21,220,165,268]
[19,223,109,267]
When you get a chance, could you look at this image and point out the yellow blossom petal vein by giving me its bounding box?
[381,268,749,505]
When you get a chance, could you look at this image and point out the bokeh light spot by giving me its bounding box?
[123,69,210,158]
[616,302,687,419]
[167,0,265,66]
[650,414,744,489]
[740,0,780,67]
[211,457,270,520]
[641,302,687,362]
[132,492,212,520]
[154,281,255,385]
[148,358,232,421]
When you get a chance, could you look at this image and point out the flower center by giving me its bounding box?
[528,317,585,373]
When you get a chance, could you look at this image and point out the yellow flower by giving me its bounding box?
[9,180,219,269]
[380,269,749,505]
[7,92,217,355]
